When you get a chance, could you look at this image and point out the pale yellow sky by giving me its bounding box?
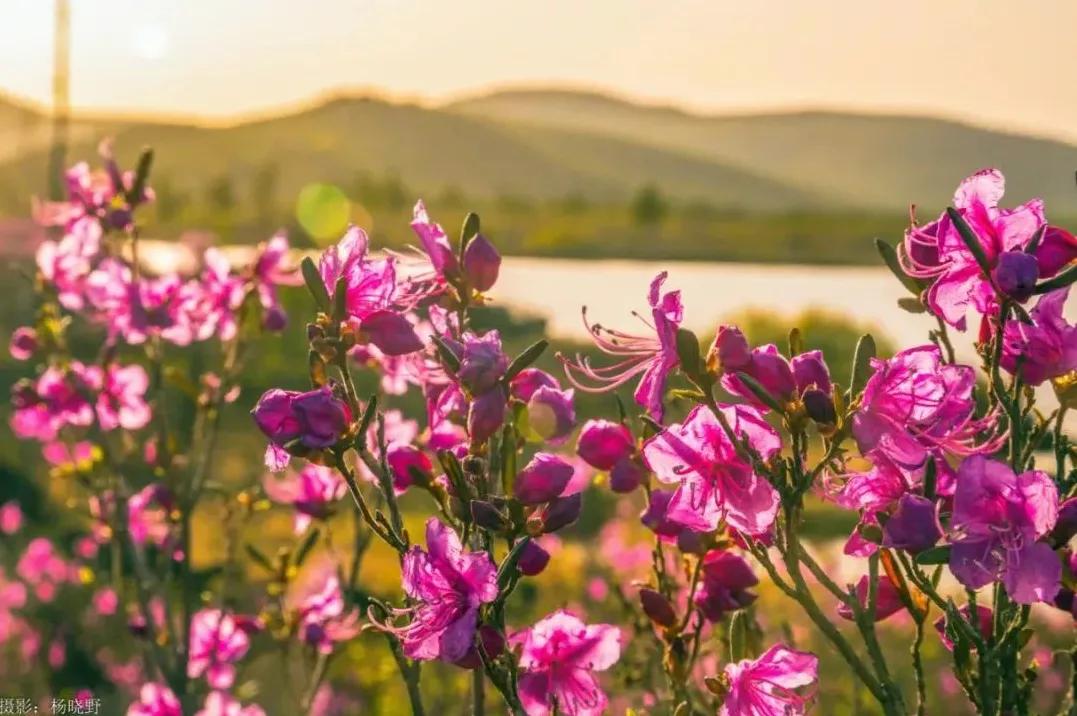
[2,0,1077,141]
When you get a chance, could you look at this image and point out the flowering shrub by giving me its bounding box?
[5,145,1077,715]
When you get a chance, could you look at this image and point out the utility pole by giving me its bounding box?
[47,0,70,200]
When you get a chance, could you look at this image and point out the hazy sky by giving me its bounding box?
[2,0,1077,141]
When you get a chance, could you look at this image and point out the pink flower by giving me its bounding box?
[9,327,37,361]
[35,142,152,232]
[93,363,152,431]
[560,272,682,421]
[318,226,423,355]
[127,484,176,551]
[187,609,252,689]
[35,216,102,310]
[948,456,1061,604]
[286,559,360,654]
[126,683,181,716]
[10,364,95,442]
[1001,288,1077,386]
[252,386,354,469]
[852,346,1004,469]
[902,168,1074,329]
[384,518,498,662]
[693,551,758,622]
[410,200,459,279]
[0,502,23,535]
[515,610,622,716]
[443,330,509,394]
[576,420,634,471]
[643,403,781,535]
[195,692,265,716]
[515,453,575,505]
[263,464,346,533]
[721,643,818,716]
[250,233,300,330]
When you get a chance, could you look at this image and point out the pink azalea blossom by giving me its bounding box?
[11,363,95,441]
[382,518,498,662]
[318,226,424,355]
[195,692,266,716]
[560,272,682,420]
[92,363,152,431]
[643,403,781,535]
[852,345,1004,469]
[948,456,1061,604]
[721,643,819,716]
[901,168,1075,330]
[9,327,37,361]
[35,216,103,311]
[693,551,758,622]
[127,484,176,552]
[263,464,346,533]
[126,683,181,716]
[515,610,622,716]
[249,233,300,330]
[1001,288,1077,386]
[0,502,23,535]
[410,200,459,279]
[187,609,252,689]
[286,559,360,655]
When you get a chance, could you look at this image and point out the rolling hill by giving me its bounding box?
[449,88,1077,212]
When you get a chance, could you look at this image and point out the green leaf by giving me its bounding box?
[497,537,532,590]
[788,328,804,357]
[849,334,877,397]
[946,207,993,277]
[293,528,320,566]
[431,334,462,372]
[332,276,348,322]
[308,350,328,387]
[923,457,937,501]
[1025,224,1046,256]
[126,147,154,204]
[244,544,276,572]
[300,257,331,312]
[729,610,749,662]
[874,238,923,296]
[460,212,481,254]
[1034,263,1077,295]
[357,394,379,439]
[675,328,702,380]
[734,371,784,413]
[897,297,927,314]
[504,339,548,382]
[915,545,951,566]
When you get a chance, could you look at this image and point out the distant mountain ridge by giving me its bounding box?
[1,86,1075,215]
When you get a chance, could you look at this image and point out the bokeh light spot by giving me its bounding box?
[295,183,352,243]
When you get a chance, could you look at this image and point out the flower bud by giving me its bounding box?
[462,234,501,292]
[515,453,574,505]
[455,332,509,393]
[1052,497,1077,547]
[467,389,506,445]
[517,541,550,576]
[509,368,559,402]
[470,500,510,532]
[386,444,433,493]
[802,388,837,429]
[576,420,633,471]
[539,492,582,533]
[791,350,831,395]
[993,250,1039,302]
[9,327,38,361]
[882,494,942,554]
[708,324,751,373]
[675,529,708,556]
[453,625,505,669]
[744,348,796,401]
[526,386,576,444]
[262,306,287,332]
[291,387,352,449]
[608,457,646,493]
[639,588,677,628]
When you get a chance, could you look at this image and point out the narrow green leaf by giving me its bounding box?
[357,394,379,439]
[300,257,331,312]
[460,212,481,254]
[734,371,784,413]
[874,238,923,296]
[332,276,348,322]
[1033,263,1077,295]
[946,207,992,277]
[126,147,154,204]
[915,545,951,566]
[244,544,276,572]
[787,328,804,357]
[504,339,548,382]
[293,528,320,566]
[729,610,749,662]
[849,334,877,397]
[897,297,926,314]
[675,328,702,380]
[1025,224,1046,256]
[497,537,532,590]
[923,457,937,501]
[431,334,461,372]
